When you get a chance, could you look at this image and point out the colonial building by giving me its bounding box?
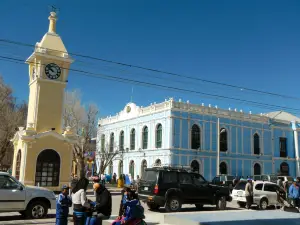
[96,99,300,180]
[11,11,77,191]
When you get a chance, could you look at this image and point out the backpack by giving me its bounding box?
[131,204,145,219]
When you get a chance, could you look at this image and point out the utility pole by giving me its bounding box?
[216,118,220,176]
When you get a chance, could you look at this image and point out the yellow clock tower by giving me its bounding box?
[11,11,77,190]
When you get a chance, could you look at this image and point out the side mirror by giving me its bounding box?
[18,185,24,191]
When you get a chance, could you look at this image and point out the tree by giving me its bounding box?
[63,90,101,177]
[96,142,119,175]
[0,76,27,163]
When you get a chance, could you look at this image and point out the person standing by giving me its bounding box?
[93,183,112,225]
[101,174,106,186]
[56,185,72,225]
[113,173,117,184]
[72,178,91,225]
[289,180,300,208]
[245,178,253,209]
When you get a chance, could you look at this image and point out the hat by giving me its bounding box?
[247,178,252,181]
[62,185,70,190]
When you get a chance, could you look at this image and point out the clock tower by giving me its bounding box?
[11,11,77,191]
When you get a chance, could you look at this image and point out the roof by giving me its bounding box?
[263,111,300,122]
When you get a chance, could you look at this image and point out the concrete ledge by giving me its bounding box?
[164,210,300,225]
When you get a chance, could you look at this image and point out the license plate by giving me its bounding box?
[144,187,149,191]
[237,191,243,197]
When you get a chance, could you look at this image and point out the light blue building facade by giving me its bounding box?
[96,98,300,181]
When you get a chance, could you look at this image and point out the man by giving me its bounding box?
[245,178,253,209]
[93,183,112,225]
[289,180,300,208]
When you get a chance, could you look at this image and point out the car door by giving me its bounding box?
[192,174,213,203]
[263,183,278,205]
[0,175,25,211]
[179,173,197,202]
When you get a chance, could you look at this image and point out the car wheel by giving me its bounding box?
[195,204,204,210]
[237,201,246,208]
[259,198,268,210]
[165,196,182,212]
[216,196,227,210]
[147,203,160,211]
[25,201,48,219]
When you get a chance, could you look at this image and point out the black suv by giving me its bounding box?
[138,167,232,212]
[211,175,235,189]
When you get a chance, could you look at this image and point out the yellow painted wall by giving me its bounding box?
[23,135,73,191]
[34,81,66,134]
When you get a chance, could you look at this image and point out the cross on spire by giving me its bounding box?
[49,5,59,14]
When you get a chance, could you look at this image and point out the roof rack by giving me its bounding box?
[152,164,192,172]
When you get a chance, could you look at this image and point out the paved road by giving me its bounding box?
[0,196,249,225]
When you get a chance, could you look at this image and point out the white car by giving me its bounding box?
[0,172,56,218]
[231,180,283,210]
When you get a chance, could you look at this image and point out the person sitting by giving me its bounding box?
[112,189,144,225]
[72,177,91,225]
[93,183,112,225]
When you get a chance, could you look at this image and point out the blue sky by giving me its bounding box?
[0,0,300,117]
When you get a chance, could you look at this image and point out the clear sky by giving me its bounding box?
[0,0,299,118]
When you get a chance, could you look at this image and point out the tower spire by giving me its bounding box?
[48,9,58,33]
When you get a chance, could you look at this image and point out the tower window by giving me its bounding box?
[142,126,148,149]
[156,124,162,148]
[191,124,201,150]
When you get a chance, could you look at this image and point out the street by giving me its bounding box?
[0,195,247,225]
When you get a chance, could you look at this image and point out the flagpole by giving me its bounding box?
[216,118,220,176]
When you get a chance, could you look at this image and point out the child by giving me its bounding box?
[112,190,144,225]
[56,185,72,225]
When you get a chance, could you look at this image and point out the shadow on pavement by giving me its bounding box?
[154,206,242,213]
[202,218,300,225]
[0,214,55,221]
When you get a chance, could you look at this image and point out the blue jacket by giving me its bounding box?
[288,185,300,199]
[56,193,72,218]
[123,199,139,222]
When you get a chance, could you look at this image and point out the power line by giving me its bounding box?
[0,38,300,101]
[1,54,300,114]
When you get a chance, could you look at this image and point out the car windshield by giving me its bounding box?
[234,181,247,190]
[141,170,158,182]
[227,176,234,181]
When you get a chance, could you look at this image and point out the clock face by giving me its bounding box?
[45,63,61,80]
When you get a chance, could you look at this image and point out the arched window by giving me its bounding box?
[280,162,289,176]
[155,159,161,166]
[118,160,123,177]
[141,160,147,178]
[15,150,21,180]
[254,133,260,155]
[142,126,148,149]
[129,160,135,178]
[108,162,113,175]
[191,124,201,149]
[191,160,200,173]
[254,163,261,175]
[220,128,228,152]
[156,124,162,148]
[35,149,60,187]
[219,162,227,175]
[110,133,114,152]
[130,129,136,150]
[101,134,105,152]
[119,131,124,151]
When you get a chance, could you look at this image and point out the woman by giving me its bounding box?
[72,177,91,225]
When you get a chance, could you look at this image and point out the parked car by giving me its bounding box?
[231,180,284,209]
[138,167,232,212]
[211,175,235,189]
[277,176,294,184]
[253,174,277,183]
[0,172,56,218]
